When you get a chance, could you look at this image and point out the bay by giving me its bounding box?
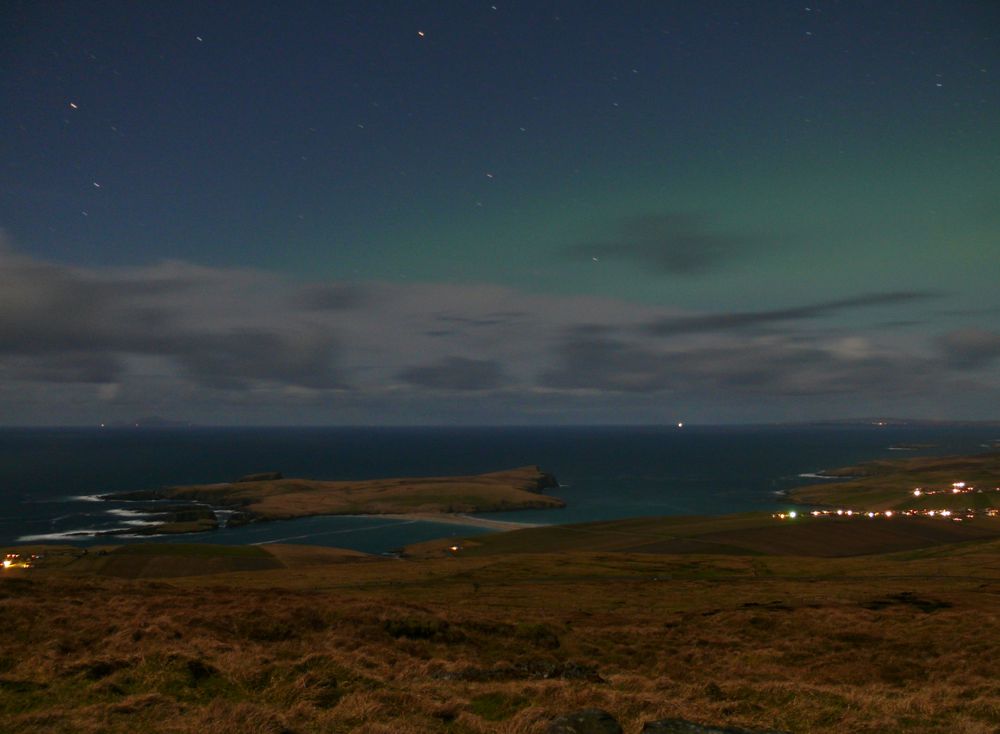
[0,425,995,553]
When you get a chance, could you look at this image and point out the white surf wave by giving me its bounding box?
[18,529,104,541]
[106,508,153,518]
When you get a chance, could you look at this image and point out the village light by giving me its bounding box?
[774,476,1000,524]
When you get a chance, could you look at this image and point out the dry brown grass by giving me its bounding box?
[3,538,1000,733]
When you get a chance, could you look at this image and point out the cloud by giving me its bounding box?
[433,312,525,329]
[938,329,1000,368]
[174,330,344,389]
[645,292,940,336]
[565,213,766,275]
[0,237,996,424]
[399,357,506,391]
[0,242,659,398]
[540,331,936,397]
[2,353,121,384]
[292,283,368,311]
[0,245,346,390]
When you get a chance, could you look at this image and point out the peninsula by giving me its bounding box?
[100,465,563,533]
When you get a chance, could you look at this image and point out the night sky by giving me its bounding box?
[2,1,998,425]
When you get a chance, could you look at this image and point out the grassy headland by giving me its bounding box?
[101,466,563,533]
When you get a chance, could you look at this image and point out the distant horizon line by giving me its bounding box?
[2,419,999,430]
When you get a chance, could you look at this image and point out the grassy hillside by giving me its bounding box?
[407,511,1000,559]
[6,453,1000,732]
[3,539,1000,733]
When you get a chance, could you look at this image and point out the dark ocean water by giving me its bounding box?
[1,425,996,554]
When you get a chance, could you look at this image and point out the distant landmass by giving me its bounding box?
[101,416,195,428]
[795,417,1000,427]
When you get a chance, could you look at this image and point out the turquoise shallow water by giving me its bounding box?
[1,425,996,553]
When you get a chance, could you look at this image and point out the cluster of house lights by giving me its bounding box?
[774,481,1000,522]
[2,553,35,569]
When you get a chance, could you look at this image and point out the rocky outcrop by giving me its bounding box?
[98,504,218,536]
[99,490,165,501]
[534,468,560,491]
[547,709,622,734]
[641,720,790,733]
[223,511,255,527]
[547,712,789,734]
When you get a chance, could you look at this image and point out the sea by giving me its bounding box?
[1,425,997,555]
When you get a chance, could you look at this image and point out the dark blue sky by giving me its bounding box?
[1,1,998,424]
